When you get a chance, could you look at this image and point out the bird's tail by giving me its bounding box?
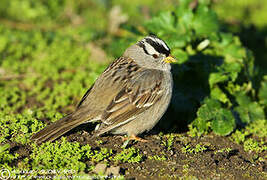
[31,113,86,144]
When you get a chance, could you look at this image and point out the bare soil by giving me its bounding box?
[11,129,266,180]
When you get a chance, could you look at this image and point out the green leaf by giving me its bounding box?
[209,72,228,87]
[259,76,267,106]
[172,49,188,63]
[222,62,242,81]
[194,98,222,133]
[235,92,251,105]
[224,43,245,59]
[165,33,190,48]
[235,92,265,123]
[145,11,176,35]
[204,98,222,109]
[211,109,235,136]
[192,4,219,36]
[194,117,209,133]
[195,98,236,135]
[0,144,10,154]
[198,98,222,120]
[175,2,194,34]
[219,33,234,47]
[211,86,229,104]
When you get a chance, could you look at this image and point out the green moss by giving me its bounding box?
[231,120,267,154]
[30,138,90,171]
[88,148,113,163]
[246,119,267,138]
[0,144,19,168]
[0,110,44,144]
[113,147,144,163]
[231,130,248,144]
[182,164,190,173]
[214,148,232,154]
[148,155,167,161]
[182,143,208,154]
[95,140,104,145]
[243,138,267,153]
[161,133,176,151]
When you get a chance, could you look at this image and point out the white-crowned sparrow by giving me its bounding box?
[31,35,176,144]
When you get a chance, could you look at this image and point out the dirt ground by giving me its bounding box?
[11,128,266,180]
[84,135,266,179]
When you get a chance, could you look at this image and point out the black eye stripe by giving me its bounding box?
[137,41,149,55]
[145,38,170,56]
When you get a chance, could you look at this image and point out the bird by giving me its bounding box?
[31,35,176,144]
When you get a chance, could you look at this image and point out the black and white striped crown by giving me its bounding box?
[137,35,170,56]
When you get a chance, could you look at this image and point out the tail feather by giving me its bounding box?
[31,113,85,144]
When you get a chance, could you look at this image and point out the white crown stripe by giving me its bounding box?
[146,37,170,51]
[143,41,159,55]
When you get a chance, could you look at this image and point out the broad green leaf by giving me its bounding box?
[145,11,176,35]
[204,98,222,109]
[211,109,235,136]
[235,92,265,123]
[172,49,188,63]
[235,92,251,105]
[222,62,242,81]
[225,44,245,59]
[197,104,213,121]
[192,4,219,36]
[165,33,190,48]
[219,33,234,47]
[259,76,267,106]
[211,87,229,104]
[209,72,228,87]
[175,6,194,34]
[195,98,222,133]
[193,117,209,133]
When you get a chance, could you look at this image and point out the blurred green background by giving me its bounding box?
[0,0,266,174]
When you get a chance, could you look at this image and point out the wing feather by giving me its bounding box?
[97,69,164,135]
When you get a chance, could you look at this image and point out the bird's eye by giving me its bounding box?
[152,54,159,58]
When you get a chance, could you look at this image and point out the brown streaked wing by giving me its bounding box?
[97,69,164,134]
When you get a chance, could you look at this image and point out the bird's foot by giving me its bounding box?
[118,135,148,148]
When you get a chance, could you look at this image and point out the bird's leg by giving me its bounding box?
[118,135,148,148]
[129,135,148,142]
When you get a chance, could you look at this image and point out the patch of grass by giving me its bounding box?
[187,124,202,137]
[231,119,267,153]
[231,130,248,144]
[0,110,44,144]
[112,147,144,163]
[95,140,104,145]
[148,155,167,161]
[182,164,190,173]
[86,147,113,163]
[243,138,267,153]
[30,137,90,171]
[246,119,267,138]
[181,143,208,154]
[214,147,232,154]
[0,144,19,168]
[161,133,176,151]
